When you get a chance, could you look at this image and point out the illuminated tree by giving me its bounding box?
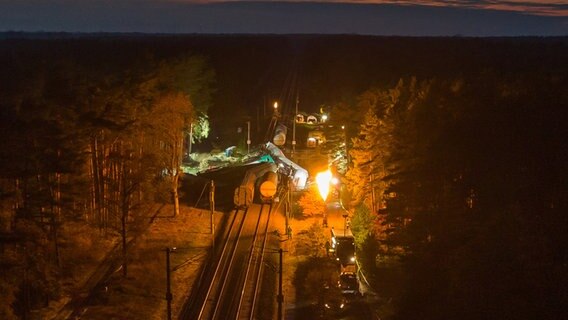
[345,83,401,211]
[346,102,380,207]
[304,221,328,258]
[297,186,326,217]
[144,92,194,217]
[149,56,215,153]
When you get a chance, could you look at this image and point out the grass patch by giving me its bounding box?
[79,205,215,319]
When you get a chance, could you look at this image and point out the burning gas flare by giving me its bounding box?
[316,169,332,201]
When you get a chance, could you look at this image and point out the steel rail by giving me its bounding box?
[234,203,273,319]
[178,208,237,319]
[248,202,274,320]
[209,206,250,319]
[196,207,248,319]
[235,204,265,318]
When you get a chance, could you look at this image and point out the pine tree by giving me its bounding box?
[143,92,194,217]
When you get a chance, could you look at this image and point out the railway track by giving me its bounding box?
[235,203,273,320]
[179,203,273,320]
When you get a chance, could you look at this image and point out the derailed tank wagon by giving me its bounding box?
[259,171,278,203]
[233,170,256,209]
[233,162,278,208]
[233,142,308,208]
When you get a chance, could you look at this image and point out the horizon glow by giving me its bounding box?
[168,0,568,16]
[0,0,566,35]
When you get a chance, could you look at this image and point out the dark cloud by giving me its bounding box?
[349,1,568,16]
[0,1,566,35]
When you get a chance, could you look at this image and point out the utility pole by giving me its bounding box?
[292,93,298,155]
[209,180,215,252]
[165,247,174,320]
[246,121,251,154]
[188,123,193,156]
[277,248,284,320]
[287,178,292,228]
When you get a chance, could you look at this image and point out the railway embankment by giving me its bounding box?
[62,204,220,319]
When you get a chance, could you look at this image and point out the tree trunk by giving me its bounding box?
[52,172,61,267]
[172,172,180,217]
[101,139,109,232]
[118,140,130,277]
[171,135,182,217]
[121,203,127,277]
[91,135,103,231]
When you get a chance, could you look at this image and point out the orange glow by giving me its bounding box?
[316,169,332,201]
[190,1,567,17]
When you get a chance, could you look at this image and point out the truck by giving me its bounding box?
[329,227,356,268]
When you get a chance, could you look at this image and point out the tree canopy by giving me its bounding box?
[343,73,568,319]
[0,44,215,317]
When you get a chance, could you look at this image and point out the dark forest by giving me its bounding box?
[0,34,567,319]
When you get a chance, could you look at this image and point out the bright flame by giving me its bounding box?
[316,169,332,201]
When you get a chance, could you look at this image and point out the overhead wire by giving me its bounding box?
[265,57,300,143]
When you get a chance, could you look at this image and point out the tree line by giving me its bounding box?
[0,45,214,318]
[337,72,567,319]
[0,34,566,319]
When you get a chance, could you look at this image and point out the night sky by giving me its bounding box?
[0,0,567,36]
